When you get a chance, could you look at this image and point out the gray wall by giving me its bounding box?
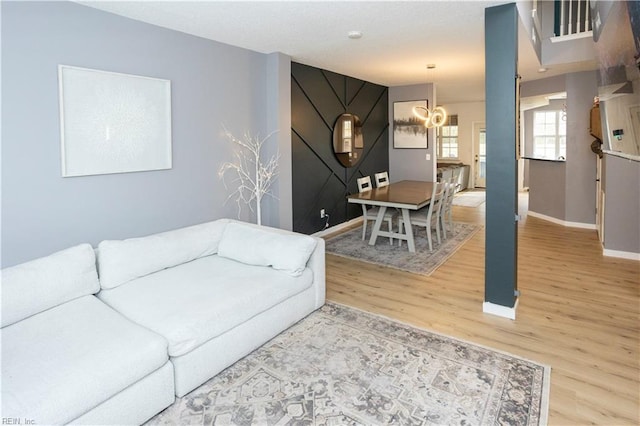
[594,1,640,256]
[520,74,566,98]
[516,0,542,63]
[602,154,640,253]
[388,84,436,182]
[1,1,288,267]
[521,71,597,225]
[522,99,565,197]
[265,52,293,230]
[528,160,566,219]
[593,0,640,156]
[564,71,598,224]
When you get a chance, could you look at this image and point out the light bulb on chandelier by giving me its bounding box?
[412,64,448,128]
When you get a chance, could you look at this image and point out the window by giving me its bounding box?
[533,111,566,160]
[437,115,458,159]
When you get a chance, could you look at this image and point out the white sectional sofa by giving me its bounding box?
[1,219,325,424]
[1,244,175,425]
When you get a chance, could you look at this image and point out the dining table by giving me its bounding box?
[347,180,434,253]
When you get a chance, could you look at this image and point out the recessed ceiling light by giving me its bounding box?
[538,67,548,73]
[348,31,363,39]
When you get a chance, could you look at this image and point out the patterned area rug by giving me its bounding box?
[147,303,550,426]
[453,191,486,208]
[325,222,480,276]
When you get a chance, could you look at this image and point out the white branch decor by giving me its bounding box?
[218,128,279,226]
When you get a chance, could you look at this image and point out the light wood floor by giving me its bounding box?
[324,193,639,425]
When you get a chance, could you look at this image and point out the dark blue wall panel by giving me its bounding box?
[485,3,519,308]
[291,63,389,234]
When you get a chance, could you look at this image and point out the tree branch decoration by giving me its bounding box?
[218,128,279,226]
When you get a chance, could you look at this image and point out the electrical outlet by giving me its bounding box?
[320,209,326,218]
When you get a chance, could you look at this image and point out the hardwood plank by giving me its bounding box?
[324,192,640,425]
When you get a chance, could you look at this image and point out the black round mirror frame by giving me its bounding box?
[332,113,363,168]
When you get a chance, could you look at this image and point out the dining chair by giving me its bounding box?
[452,166,462,193]
[374,171,390,187]
[398,181,445,252]
[356,176,396,244]
[439,177,457,240]
[375,171,403,218]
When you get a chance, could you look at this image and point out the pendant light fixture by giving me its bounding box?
[412,64,448,128]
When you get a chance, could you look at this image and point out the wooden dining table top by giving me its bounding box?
[347,180,435,210]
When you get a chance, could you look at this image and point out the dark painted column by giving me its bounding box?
[484,3,518,312]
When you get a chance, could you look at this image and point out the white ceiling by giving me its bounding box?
[77,0,598,103]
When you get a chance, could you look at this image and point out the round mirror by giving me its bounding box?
[332,113,363,168]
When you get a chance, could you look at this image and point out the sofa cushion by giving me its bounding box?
[218,222,317,277]
[0,295,169,425]
[98,255,313,357]
[97,219,229,289]
[1,244,99,328]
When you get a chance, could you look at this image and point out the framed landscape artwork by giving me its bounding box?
[393,100,428,149]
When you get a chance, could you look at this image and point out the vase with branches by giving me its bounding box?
[218,128,279,226]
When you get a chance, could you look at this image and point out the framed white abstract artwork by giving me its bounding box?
[58,65,172,177]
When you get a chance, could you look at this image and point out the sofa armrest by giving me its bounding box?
[306,237,326,309]
[224,220,326,308]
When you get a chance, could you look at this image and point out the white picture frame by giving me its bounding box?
[58,65,172,177]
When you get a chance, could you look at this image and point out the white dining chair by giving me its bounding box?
[356,176,396,244]
[398,181,445,252]
[439,178,457,240]
[452,166,462,193]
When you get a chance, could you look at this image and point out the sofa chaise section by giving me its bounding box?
[98,255,315,357]
[96,219,325,397]
[0,244,175,425]
[1,218,326,423]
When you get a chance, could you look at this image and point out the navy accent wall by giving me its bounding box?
[485,3,519,309]
[291,63,389,234]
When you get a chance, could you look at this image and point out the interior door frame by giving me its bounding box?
[472,121,486,188]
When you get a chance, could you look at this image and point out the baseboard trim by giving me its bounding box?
[527,211,596,230]
[602,248,640,261]
[483,298,519,320]
[312,217,363,238]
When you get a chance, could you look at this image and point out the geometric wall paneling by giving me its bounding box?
[346,79,366,106]
[291,89,344,179]
[291,131,341,230]
[323,70,347,106]
[293,67,344,127]
[291,62,389,234]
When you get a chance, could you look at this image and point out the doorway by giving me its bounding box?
[473,122,486,188]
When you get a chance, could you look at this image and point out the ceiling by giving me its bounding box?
[77,0,599,104]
